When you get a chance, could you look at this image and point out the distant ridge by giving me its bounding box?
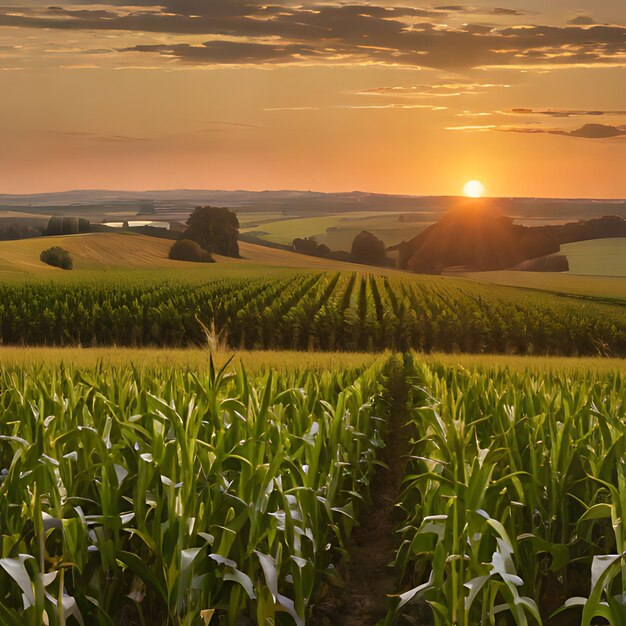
[1,190,624,222]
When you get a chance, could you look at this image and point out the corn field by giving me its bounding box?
[390,357,626,626]
[2,355,626,625]
[0,358,387,625]
[0,272,625,355]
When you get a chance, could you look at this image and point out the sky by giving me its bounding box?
[0,0,625,197]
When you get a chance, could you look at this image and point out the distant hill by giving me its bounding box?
[1,189,624,222]
[396,206,626,274]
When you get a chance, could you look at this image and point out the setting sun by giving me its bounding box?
[463,180,485,198]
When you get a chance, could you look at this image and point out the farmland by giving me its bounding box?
[559,238,626,277]
[241,212,433,252]
[0,271,626,355]
[0,234,365,276]
[2,225,626,625]
[2,353,626,625]
[0,356,388,625]
[461,270,626,302]
[390,357,626,626]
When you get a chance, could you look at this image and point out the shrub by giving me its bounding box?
[169,239,214,263]
[40,246,73,270]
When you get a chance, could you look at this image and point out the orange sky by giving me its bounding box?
[0,1,625,197]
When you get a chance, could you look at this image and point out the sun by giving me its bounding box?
[463,180,485,198]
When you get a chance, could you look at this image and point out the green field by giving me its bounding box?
[1,270,626,355]
[559,238,626,277]
[390,356,626,625]
[241,211,433,251]
[3,228,626,625]
[462,270,626,302]
[1,352,626,625]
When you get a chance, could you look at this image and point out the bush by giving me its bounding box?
[40,246,73,270]
[169,239,214,263]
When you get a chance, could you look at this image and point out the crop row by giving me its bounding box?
[0,359,387,625]
[3,357,626,625]
[390,359,626,625]
[0,272,626,355]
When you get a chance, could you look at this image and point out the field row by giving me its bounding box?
[389,359,626,626]
[0,358,387,625]
[2,358,626,624]
[1,272,626,355]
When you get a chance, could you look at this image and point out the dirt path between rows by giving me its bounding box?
[335,365,412,626]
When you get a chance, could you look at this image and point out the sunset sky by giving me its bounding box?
[0,0,625,197]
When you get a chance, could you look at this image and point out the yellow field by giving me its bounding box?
[421,352,626,374]
[0,346,622,376]
[0,347,381,372]
[0,232,403,276]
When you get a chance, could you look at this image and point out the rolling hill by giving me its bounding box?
[396,207,626,273]
[0,232,392,275]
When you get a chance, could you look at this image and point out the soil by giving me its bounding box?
[335,366,412,626]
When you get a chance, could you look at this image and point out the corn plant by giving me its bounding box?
[0,357,387,624]
[389,359,626,625]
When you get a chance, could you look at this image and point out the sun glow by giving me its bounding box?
[463,180,485,198]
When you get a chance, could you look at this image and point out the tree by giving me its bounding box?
[293,238,331,258]
[351,231,388,266]
[293,237,321,255]
[169,239,214,263]
[45,216,90,236]
[40,246,73,270]
[184,206,239,257]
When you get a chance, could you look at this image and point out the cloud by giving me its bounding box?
[568,15,596,26]
[551,124,626,138]
[457,108,626,119]
[509,108,626,118]
[1,2,625,70]
[265,104,448,111]
[434,5,531,16]
[352,82,511,98]
[448,122,626,139]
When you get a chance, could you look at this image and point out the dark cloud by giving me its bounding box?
[449,123,626,139]
[502,123,626,139]
[127,41,318,64]
[1,2,625,69]
[509,108,626,118]
[553,124,626,138]
[568,15,596,26]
